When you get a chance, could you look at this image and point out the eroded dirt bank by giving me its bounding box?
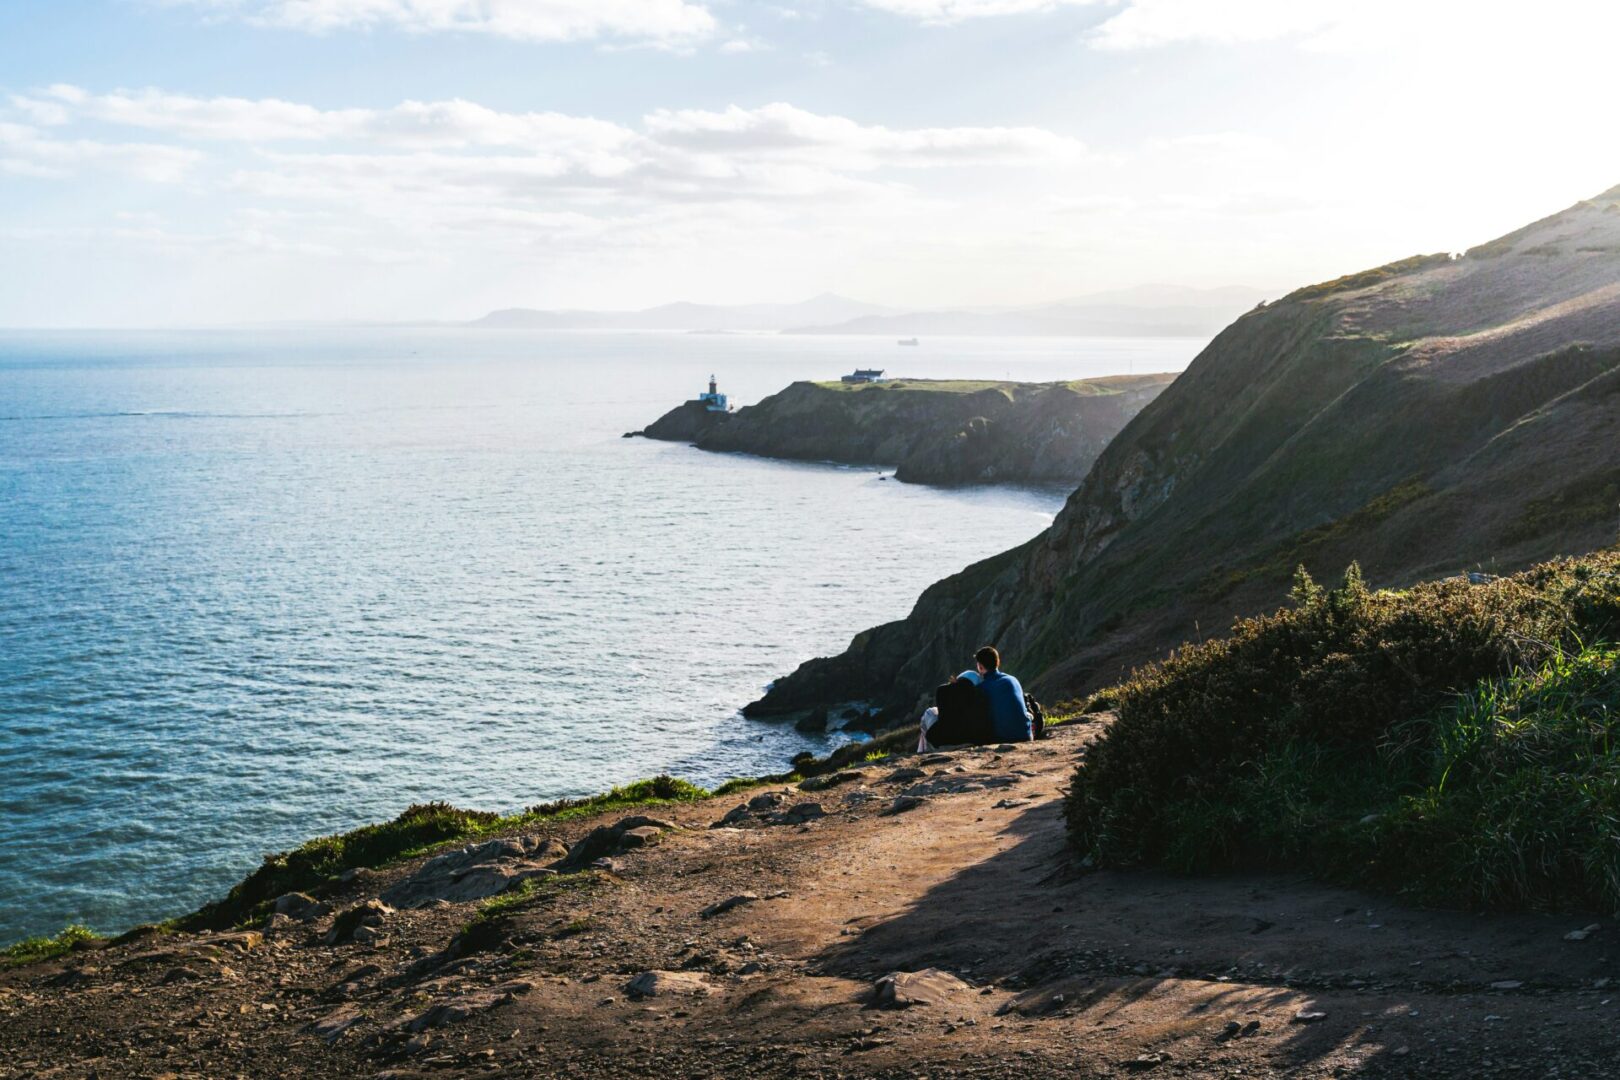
[4,720,1618,1079]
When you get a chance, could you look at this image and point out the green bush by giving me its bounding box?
[1064,551,1620,909]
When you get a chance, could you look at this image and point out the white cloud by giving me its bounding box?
[642,102,1085,167]
[14,86,638,152]
[852,0,1100,22]
[166,0,716,44]
[1087,0,1620,52]
[0,121,201,182]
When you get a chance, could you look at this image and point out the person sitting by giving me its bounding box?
[916,665,985,751]
[972,645,1033,743]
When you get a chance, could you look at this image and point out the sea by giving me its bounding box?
[0,328,1200,944]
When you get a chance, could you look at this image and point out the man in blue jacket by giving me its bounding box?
[973,645,1032,742]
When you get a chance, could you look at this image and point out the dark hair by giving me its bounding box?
[975,645,1000,671]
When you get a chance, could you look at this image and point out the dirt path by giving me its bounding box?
[4,719,1618,1078]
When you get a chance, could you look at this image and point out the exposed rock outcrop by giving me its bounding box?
[749,186,1620,721]
[380,836,568,909]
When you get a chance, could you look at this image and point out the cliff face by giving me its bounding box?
[643,374,1175,487]
[749,186,1620,720]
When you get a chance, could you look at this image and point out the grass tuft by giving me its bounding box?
[2,924,102,968]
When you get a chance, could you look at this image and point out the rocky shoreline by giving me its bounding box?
[632,374,1176,488]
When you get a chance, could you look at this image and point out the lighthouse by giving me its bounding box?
[698,374,729,413]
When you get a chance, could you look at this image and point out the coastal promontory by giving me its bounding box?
[636,373,1177,488]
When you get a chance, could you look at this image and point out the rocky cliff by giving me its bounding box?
[639,374,1176,487]
[634,399,730,442]
[748,186,1620,722]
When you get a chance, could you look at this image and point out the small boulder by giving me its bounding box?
[798,770,866,793]
[715,805,753,828]
[886,767,927,784]
[273,892,331,921]
[872,968,970,1008]
[780,802,826,824]
[308,1004,366,1044]
[1291,1010,1328,1024]
[617,826,664,850]
[887,795,926,815]
[624,970,713,999]
[324,899,394,946]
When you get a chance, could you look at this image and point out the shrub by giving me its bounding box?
[1064,551,1620,909]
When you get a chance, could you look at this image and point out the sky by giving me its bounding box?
[2,0,1618,326]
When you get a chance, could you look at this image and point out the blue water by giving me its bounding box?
[0,328,1198,943]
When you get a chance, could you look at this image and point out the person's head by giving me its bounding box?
[974,645,1000,675]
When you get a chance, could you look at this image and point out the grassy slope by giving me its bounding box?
[1064,550,1620,911]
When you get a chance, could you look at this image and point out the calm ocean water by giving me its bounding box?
[0,328,1198,943]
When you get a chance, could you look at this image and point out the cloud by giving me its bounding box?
[0,121,201,182]
[13,86,638,152]
[1086,0,1620,52]
[642,102,1085,167]
[165,0,717,45]
[15,88,1084,185]
[851,0,1101,22]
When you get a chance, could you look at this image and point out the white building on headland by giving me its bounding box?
[698,375,730,412]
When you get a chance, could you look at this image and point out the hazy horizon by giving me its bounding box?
[3,1,1618,327]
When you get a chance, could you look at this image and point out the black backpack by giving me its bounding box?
[1025,693,1047,739]
[930,679,993,746]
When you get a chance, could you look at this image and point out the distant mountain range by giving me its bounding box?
[782,285,1269,337]
[468,284,1269,337]
[469,293,893,332]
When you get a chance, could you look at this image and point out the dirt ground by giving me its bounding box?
[4,718,1618,1079]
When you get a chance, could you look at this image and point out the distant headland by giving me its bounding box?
[630,372,1177,488]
